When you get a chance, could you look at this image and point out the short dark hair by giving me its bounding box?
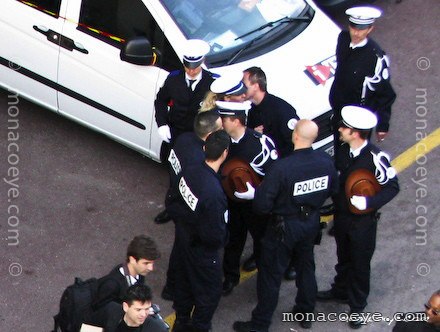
[123,284,152,306]
[194,111,221,139]
[204,130,230,161]
[126,235,160,262]
[244,66,267,92]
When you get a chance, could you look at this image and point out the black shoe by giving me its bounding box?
[284,266,296,281]
[232,321,266,332]
[348,314,364,329]
[292,306,312,329]
[242,254,257,272]
[222,279,238,296]
[154,210,172,224]
[316,289,348,303]
[161,284,173,301]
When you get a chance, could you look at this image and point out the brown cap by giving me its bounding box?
[221,158,261,202]
[345,168,381,214]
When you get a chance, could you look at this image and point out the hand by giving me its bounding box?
[158,125,171,143]
[350,195,367,211]
[234,182,255,200]
[376,131,387,142]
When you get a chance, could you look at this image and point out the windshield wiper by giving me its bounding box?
[226,15,311,65]
[235,15,311,40]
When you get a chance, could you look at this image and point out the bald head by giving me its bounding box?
[293,119,318,149]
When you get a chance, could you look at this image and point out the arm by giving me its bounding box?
[253,163,281,214]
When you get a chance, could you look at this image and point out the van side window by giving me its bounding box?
[78,0,152,45]
[78,0,181,72]
[17,0,61,17]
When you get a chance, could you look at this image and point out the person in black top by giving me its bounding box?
[101,284,167,332]
[243,66,300,279]
[88,235,165,331]
[216,100,278,296]
[154,39,217,224]
[330,6,396,158]
[233,119,338,332]
[161,111,222,301]
[243,66,299,158]
[166,130,230,332]
[393,290,440,332]
[317,105,400,329]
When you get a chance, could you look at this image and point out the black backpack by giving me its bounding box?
[52,277,100,332]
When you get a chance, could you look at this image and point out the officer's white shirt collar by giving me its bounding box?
[231,132,245,143]
[185,72,202,90]
[350,38,368,49]
[350,140,368,158]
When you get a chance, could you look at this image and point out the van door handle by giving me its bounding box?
[33,25,88,54]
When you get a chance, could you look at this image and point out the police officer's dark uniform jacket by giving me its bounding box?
[163,131,206,296]
[247,93,299,157]
[248,148,338,331]
[167,160,228,331]
[222,129,278,285]
[332,141,399,312]
[330,31,396,132]
[154,69,216,139]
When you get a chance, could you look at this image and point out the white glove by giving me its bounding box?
[234,182,255,200]
[350,195,367,211]
[158,125,171,143]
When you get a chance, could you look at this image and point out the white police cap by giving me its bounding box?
[346,6,382,29]
[183,39,210,69]
[210,72,247,96]
[341,105,378,130]
[216,101,251,117]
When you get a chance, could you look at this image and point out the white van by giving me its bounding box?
[0,0,339,161]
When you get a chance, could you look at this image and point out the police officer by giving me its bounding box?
[216,100,278,296]
[161,111,223,301]
[154,39,217,224]
[330,6,396,157]
[166,130,230,332]
[233,120,338,332]
[199,71,248,112]
[243,66,299,158]
[317,106,400,329]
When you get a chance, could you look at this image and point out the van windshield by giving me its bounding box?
[161,0,308,57]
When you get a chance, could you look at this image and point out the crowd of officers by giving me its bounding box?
[90,6,405,332]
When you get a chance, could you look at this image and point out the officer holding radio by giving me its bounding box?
[233,119,338,331]
[317,106,399,329]
[154,39,217,224]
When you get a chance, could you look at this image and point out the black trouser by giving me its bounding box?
[332,211,378,312]
[173,230,222,331]
[250,218,319,331]
[223,202,267,283]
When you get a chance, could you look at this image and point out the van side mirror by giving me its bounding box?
[120,36,155,65]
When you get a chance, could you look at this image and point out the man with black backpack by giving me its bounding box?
[52,235,167,332]
[89,235,166,331]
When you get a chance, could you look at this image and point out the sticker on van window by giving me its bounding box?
[304,55,337,86]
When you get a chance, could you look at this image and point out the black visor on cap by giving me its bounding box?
[349,22,372,30]
[183,58,204,69]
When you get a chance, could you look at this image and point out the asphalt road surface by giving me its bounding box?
[1,0,439,331]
